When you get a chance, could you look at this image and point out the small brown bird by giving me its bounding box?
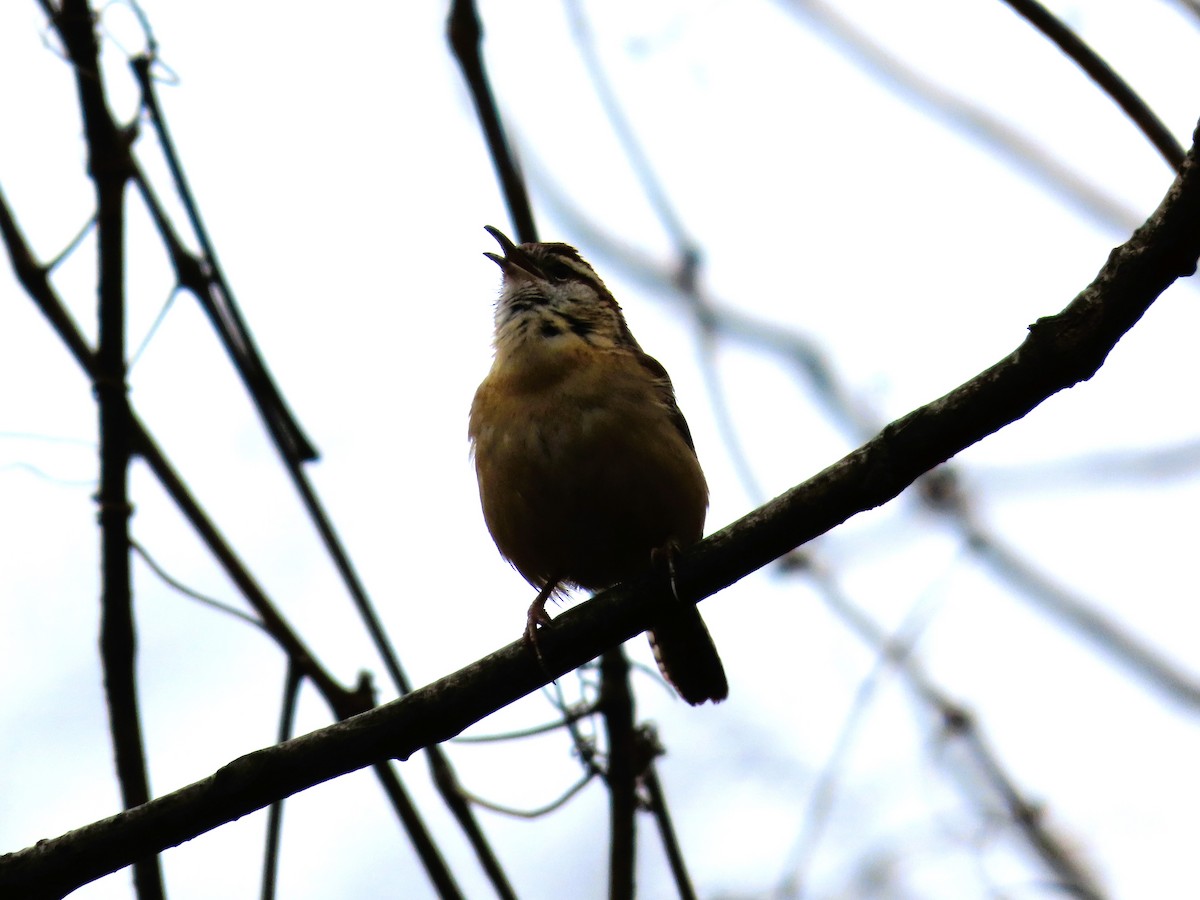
[469,225,727,705]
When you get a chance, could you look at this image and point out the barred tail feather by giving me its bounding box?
[648,604,728,705]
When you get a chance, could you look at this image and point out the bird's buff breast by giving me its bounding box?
[469,350,707,591]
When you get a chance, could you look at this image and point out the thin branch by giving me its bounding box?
[550,666,606,779]
[0,184,93,369]
[127,285,181,370]
[446,0,538,242]
[600,648,637,900]
[564,0,766,506]
[968,522,1200,708]
[452,701,598,742]
[998,0,1185,169]
[643,756,699,900]
[130,55,318,465]
[563,0,694,252]
[51,2,163,897]
[459,772,595,819]
[131,539,266,631]
[5,117,1198,896]
[813,570,1104,899]
[973,436,1200,490]
[916,468,1200,709]
[260,663,303,900]
[43,214,94,271]
[777,563,946,897]
[780,0,1144,233]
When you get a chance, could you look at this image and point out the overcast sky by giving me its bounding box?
[2,2,1200,898]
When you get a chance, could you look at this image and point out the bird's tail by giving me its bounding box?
[648,603,728,705]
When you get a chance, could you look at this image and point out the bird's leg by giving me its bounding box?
[524,577,561,667]
[650,544,684,604]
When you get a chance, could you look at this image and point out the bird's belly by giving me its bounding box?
[471,390,706,591]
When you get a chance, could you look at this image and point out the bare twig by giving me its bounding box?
[447,0,538,242]
[130,55,318,465]
[780,0,1143,232]
[968,521,1200,708]
[261,663,303,900]
[131,539,266,631]
[452,701,598,742]
[600,648,637,900]
[50,3,163,897]
[643,755,699,900]
[813,570,1105,899]
[459,772,595,818]
[777,563,946,896]
[998,0,1185,169]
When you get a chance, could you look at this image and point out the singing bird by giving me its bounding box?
[468,226,727,705]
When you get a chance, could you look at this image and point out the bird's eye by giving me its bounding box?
[543,260,573,282]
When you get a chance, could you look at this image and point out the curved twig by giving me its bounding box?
[999,0,1185,169]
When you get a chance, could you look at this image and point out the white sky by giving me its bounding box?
[2,1,1200,898]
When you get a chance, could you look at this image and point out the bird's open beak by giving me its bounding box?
[484,225,544,281]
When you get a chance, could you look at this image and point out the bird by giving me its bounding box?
[468,225,728,705]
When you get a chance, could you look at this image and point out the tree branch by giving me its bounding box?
[998,0,1185,169]
[51,2,163,896]
[447,0,538,243]
[600,649,637,900]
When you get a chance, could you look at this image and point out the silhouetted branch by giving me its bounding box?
[600,648,637,900]
[131,539,265,630]
[130,55,318,465]
[452,701,598,742]
[50,2,162,896]
[260,663,302,900]
[999,0,1185,169]
[447,0,538,243]
[459,773,595,818]
[564,0,695,254]
[643,757,699,900]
